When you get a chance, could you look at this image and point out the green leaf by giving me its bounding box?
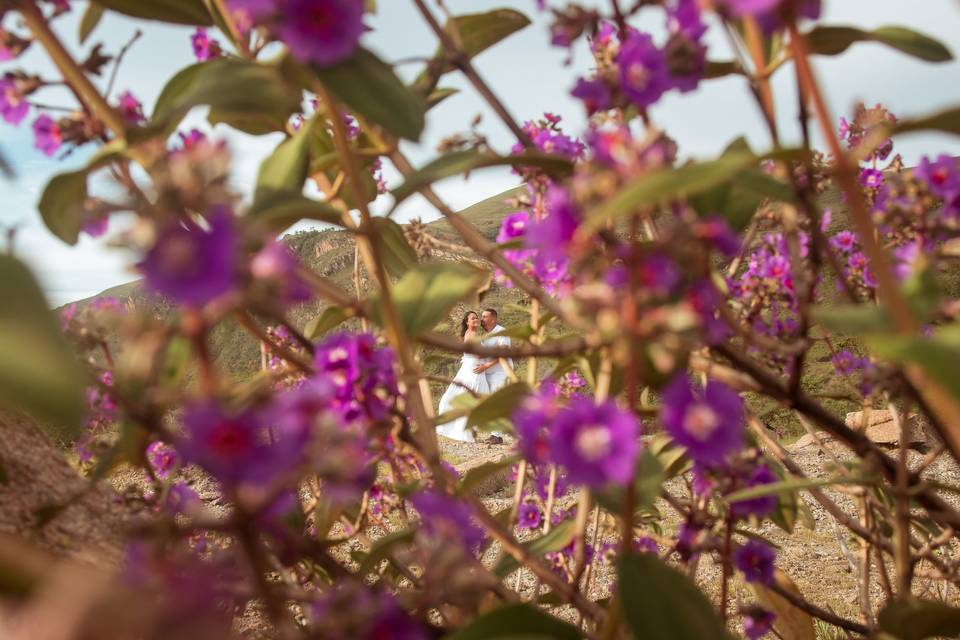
[724,476,874,503]
[207,108,289,136]
[748,570,816,640]
[36,140,130,245]
[584,152,758,232]
[147,58,301,139]
[369,218,418,279]
[248,192,345,233]
[357,528,415,576]
[814,304,893,334]
[618,553,730,640]
[867,328,960,400]
[467,382,531,432]
[93,0,213,25]
[705,60,742,79]
[426,86,458,109]
[312,48,425,142]
[374,262,489,337]
[305,306,354,340]
[79,2,106,44]
[689,138,795,230]
[37,170,87,246]
[494,519,576,578]
[457,453,520,495]
[805,25,953,63]
[878,597,960,640]
[447,603,582,640]
[254,118,315,204]
[414,9,531,96]
[896,106,960,137]
[0,256,85,432]
[391,149,573,207]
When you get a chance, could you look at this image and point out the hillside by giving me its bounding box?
[71,186,530,388]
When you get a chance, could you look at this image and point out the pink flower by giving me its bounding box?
[32,114,62,156]
[116,90,145,124]
[191,28,222,61]
[278,0,364,67]
[0,76,29,125]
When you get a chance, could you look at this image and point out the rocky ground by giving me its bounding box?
[5,406,960,638]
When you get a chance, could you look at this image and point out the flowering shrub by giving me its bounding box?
[3,1,960,639]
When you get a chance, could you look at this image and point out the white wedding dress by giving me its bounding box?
[437,352,490,442]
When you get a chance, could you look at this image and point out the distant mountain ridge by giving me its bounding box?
[72,186,528,383]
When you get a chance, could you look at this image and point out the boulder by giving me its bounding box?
[844,410,935,449]
[0,409,130,564]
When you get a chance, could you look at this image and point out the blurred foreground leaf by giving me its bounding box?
[0,256,85,432]
[748,569,816,640]
[878,597,960,640]
[446,603,581,640]
[618,552,730,640]
[93,0,212,25]
[805,25,952,63]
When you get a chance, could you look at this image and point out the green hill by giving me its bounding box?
[70,186,530,389]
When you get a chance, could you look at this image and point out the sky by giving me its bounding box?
[2,0,960,305]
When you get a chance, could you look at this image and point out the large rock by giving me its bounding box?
[844,410,935,449]
[0,410,129,564]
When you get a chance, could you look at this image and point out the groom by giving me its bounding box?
[474,308,513,443]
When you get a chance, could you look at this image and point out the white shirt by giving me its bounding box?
[481,324,513,376]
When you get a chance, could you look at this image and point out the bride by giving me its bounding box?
[436,310,490,442]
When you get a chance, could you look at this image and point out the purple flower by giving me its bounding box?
[617,32,669,109]
[166,482,202,515]
[660,375,744,467]
[729,464,778,519]
[527,185,580,266]
[893,241,921,282]
[250,239,313,306]
[718,0,821,33]
[832,349,864,376]
[146,441,180,480]
[734,540,776,584]
[498,211,531,243]
[830,230,857,253]
[664,0,707,92]
[278,0,364,67]
[139,209,238,306]
[411,490,484,550]
[82,214,109,238]
[859,168,884,189]
[178,402,266,485]
[549,398,640,488]
[116,90,144,124]
[177,128,208,150]
[695,215,740,257]
[313,332,399,423]
[0,76,29,125]
[228,0,276,27]
[514,386,560,465]
[571,77,612,115]
[687,280,732,345]
[916,154,960,199]
[742,606,775,639]
[191,28,222,61]
[518,502,542,529]
[32,114,62,156]
[719,0,780,15]
[634,536,660,554]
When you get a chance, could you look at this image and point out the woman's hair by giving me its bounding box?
[460,311,477,338]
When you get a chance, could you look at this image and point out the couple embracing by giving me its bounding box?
[437,308,512,443]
